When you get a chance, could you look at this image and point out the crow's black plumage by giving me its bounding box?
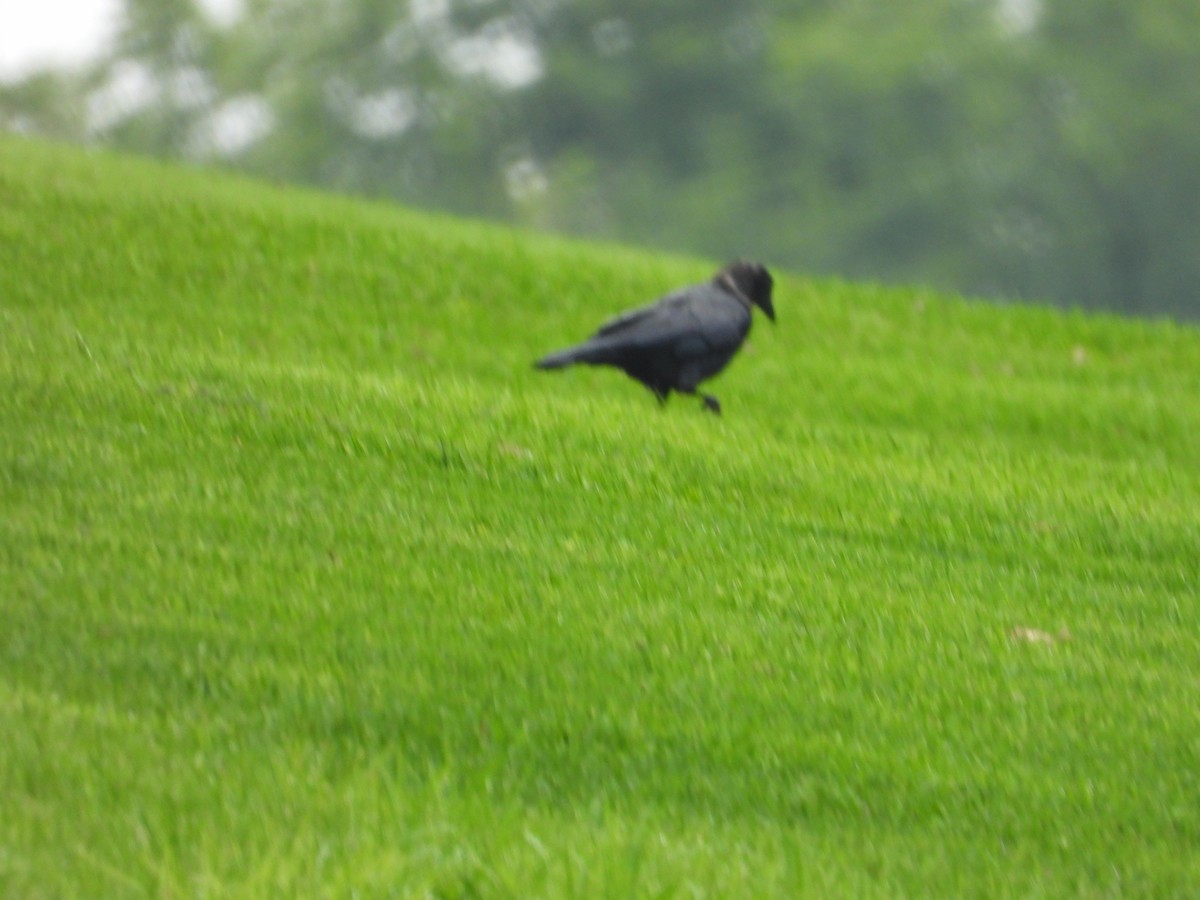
[535,260,775,414]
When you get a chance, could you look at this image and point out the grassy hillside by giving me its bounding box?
[2,135,1199,897]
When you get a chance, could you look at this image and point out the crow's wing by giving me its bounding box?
[536,283,751,386]
[591,290,691,339]
[592,286,748,357]
[533,297,691,370]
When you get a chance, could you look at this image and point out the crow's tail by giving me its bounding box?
[535,335,630,370]
[534,343,591,370]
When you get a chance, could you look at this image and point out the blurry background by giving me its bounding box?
[4,0,1198,320]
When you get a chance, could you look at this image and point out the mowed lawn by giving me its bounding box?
[2,136,1199,896]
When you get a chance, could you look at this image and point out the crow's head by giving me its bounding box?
[719,260,775,322]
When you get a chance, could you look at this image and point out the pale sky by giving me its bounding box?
[0,0,121,79]
[0,0,243,81]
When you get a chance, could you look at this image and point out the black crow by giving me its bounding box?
[535,260,775,414]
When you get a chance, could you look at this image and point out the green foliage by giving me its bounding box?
[4,136,1200,895]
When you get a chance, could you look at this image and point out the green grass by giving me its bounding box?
[2,134,1199,897]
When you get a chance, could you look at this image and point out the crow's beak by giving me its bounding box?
[759,296,776,323]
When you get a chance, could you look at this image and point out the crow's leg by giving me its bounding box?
[675,386,721,414]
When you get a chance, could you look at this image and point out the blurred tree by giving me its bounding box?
[5,0,1199,319]
[93,0,221,155]
[1031,0,1200,317]
[1,71,87,140]
[209,0,523,215]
